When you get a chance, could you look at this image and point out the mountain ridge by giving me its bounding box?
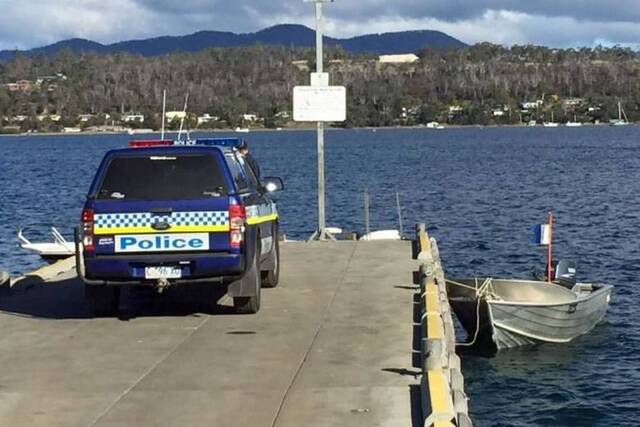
[0,24,467,61]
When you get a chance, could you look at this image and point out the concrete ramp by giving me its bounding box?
[0,241,421,426]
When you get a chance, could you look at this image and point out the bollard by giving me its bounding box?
[453,389,469,416]
[450,368,464,392]
[458,413,473,427]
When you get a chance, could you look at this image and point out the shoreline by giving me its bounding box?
[0,122,631,138]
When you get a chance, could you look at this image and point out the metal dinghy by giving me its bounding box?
[446,278,612,351]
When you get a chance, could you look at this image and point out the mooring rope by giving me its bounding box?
[452,277,497,347]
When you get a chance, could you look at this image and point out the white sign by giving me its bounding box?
[310,72,329,87]
[115,233,209,253]
[293,86,347,122]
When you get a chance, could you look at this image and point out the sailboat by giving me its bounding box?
[566,115,583,127]
[543,111,559,127]
[610,102,630,126]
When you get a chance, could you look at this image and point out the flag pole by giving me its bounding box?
[547,211,553,283]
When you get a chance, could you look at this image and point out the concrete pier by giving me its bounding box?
[0,240,428,426]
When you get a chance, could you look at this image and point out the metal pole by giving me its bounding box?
[364,189,370,236]
[315,2,323,74]
[396,191,404,237]
[315,1,326,239]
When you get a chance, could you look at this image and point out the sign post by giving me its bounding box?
[298,0,344,241]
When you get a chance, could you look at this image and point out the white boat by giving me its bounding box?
[610,102,631,126]
[543,111,560,127]
[359,229,402,241]
[0,271,9,287]
[566,115,582,127]
[446,277,612,351]
[127,128,155,135]
[18,227,75,262]
[426,121,445,129]
[325,227,343,235]
[235,127,250,133]
[527,120,537,127]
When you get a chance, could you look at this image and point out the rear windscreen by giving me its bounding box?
[96,154,228,200]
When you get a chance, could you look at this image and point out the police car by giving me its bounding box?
[75,138,283,316]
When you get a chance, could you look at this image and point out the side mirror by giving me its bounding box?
[262,177,284,193]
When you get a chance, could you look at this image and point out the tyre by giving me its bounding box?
[233,243,261,314]
[85,284,120,317]
[261,236,280,288]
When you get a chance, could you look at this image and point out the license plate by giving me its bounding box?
[145,266,182,279]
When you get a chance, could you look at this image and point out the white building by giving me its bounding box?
[78,114,96,122]
[378,54,419,64]
[197,114,219,126]
[243,114,258,122]
[563,98,584,107]
[521,99,545,111]
[165,111,187,121]
[122,114,145,123]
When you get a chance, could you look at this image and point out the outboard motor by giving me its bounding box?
[554,260,577,288]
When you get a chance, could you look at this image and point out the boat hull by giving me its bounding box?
[447,279,612,351]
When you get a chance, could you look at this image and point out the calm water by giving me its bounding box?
[1,127,639,425]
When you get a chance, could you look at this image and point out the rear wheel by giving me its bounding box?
[261,236,280,288]
[85,284,120,317]
[233,244,261,314]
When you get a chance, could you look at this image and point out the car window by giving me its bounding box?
[235,153,259,189]
[96,153,227,200]
[225,153,249,192]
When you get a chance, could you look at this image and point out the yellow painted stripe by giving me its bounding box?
[427,370,451,414]
[426,313,443,339]
[94,225,230,235]
[419,231,431,252]
[425,291,440,314]
[425,279,437,294]
[247,214,278,226]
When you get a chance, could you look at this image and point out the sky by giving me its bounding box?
[0,0,639,51]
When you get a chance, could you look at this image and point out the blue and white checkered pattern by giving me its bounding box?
[95,211,229,230]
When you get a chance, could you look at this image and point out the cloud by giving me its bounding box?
[0,0,639,50]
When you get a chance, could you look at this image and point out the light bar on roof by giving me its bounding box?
[128,140,174,148]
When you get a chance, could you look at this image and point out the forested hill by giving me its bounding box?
[0,24,467,61]
[1,43,639,130]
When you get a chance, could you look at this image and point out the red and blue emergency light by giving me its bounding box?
[128,140,174,148]
[128,138,244,148]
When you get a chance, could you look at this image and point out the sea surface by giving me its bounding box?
[1,127,639,426]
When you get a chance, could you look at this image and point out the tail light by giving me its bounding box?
[229,203,246,249]
[81,208,95,253]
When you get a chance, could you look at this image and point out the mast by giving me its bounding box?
[161,90,166,140]
[547,211,554,283]
[619,102,622,121]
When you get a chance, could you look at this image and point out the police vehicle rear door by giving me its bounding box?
[225,152,277,259]
[90,148,234,256]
